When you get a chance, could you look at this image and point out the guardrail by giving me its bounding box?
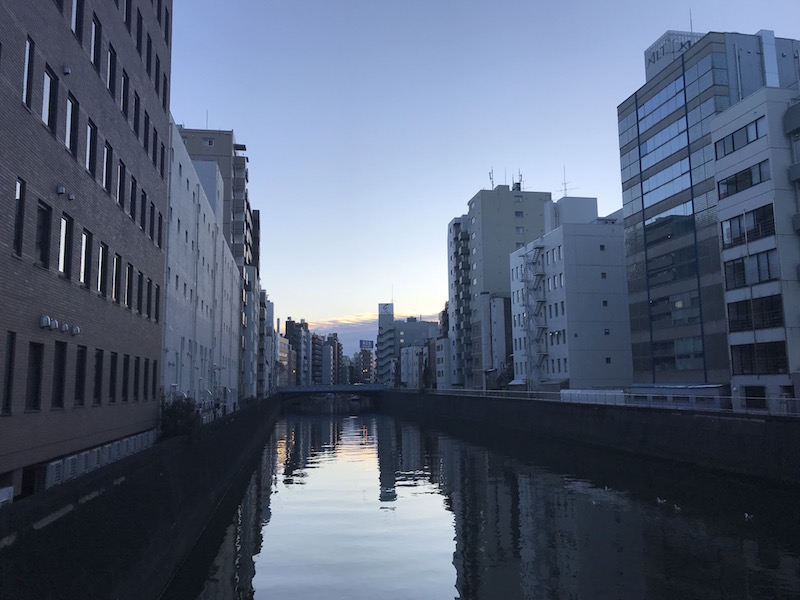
[390,387,800,417]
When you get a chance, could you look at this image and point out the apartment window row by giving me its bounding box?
[718,160,770,201]
[548,300,566,319]
[727,294,784,333]
[19,35,166,194]
[10,180,161,323]
[724,248,779,290]
[721,204,775,249]
[715,116,767,160]
[1,333,158,413]
[545,357,568,375]
[548,329,566,347]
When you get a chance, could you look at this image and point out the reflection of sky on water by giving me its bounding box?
[194,413,800,600]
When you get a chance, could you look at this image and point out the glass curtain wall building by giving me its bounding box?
[618,30,800,385]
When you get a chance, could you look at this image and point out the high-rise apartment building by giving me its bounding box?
[179,128,262,400]
[618,30,800,390]
[447,184,551,389]
[0,0,172,498]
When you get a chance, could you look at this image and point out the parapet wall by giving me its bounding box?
[0,397,281,600]
[379,391,800,486]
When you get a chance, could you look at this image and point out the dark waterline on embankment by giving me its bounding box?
[165,408,800,599]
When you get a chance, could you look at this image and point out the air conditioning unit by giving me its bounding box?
[45,460,64,489]
[78,452,90,476]
[0,486,14,507]
[63,456,78,481]
[88,448,100,471]
[111,441,120,461]
[101,444,111,466]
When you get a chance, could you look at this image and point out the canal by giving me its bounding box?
[163,410,800,599]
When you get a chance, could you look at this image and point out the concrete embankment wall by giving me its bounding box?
[379,391,800,486]
[0,397,281,600]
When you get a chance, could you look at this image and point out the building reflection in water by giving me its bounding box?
[193,413,800,599]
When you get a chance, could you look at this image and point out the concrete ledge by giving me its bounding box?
[378,391,800,486]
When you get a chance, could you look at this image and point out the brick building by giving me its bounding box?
[0,0,172,498]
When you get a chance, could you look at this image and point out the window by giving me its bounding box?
[157,213,163,247]
[164,9,170,44]
[57,214,73,277]
[112,253,121,303]
[3,332,16,415]
[74,345,86,406]
[108,352,117,403]
[85,120,97,175]
[146,278,152,318]
[35,202,52,267]
[133,92,140,136]
[143,111,150,150]
[133,356,140,401]
[721,204,774,249]
[718,160,770,200]
[121,70,129,116]
[79,229,91,286]
[725,249,779,289]
[65,94,79,155]
[136,271,143,314]
[52,341,67,408]
[715,116,767,159]
[121,354,129,402]
[731,341,787,375]
[152,128,158,166]
[155,56,160,94]
[124,263,133,308]
[13,179,25,257]
[90,15,101,71]
[70,0,83,41]
[146,34,152,76]
[160,143,165,177]
[149,202,155,239]
[605,357,611,364]
[42,67,58,132]
[93,348,103,405]
[143,359,149,400]
[102,142,113,192]
[123,0,131,32]
[202,138,214,148]
[136,10,143,55]
[140,190,147,229]
[162,75,168,111]
[515,227,525,234]
[604,328,610,335]
[602,300,608,307]
[129,176,137,219]
[116,160,126,207]
[97,242,107,296]
[157,0,162,23]
[26,342,44,411]
[106,44,116,96]
[514,211,523,218]
[22,37,34,107]
[600,244,605,251]
[601,272,607,279]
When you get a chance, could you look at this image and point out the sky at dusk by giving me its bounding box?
[169,0,799,354]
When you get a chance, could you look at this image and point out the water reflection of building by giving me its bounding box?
[197,442,277,600]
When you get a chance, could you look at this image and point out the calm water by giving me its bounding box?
[169,412,800,599]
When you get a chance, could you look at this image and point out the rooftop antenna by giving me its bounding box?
[518,169,523,190]
[489,168,494,188]
[504,168,507,186]
[560,165,578,197]
[689,8,693,35]
[205,110,209,129]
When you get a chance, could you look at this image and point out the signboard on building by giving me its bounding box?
[360,340,374,350]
